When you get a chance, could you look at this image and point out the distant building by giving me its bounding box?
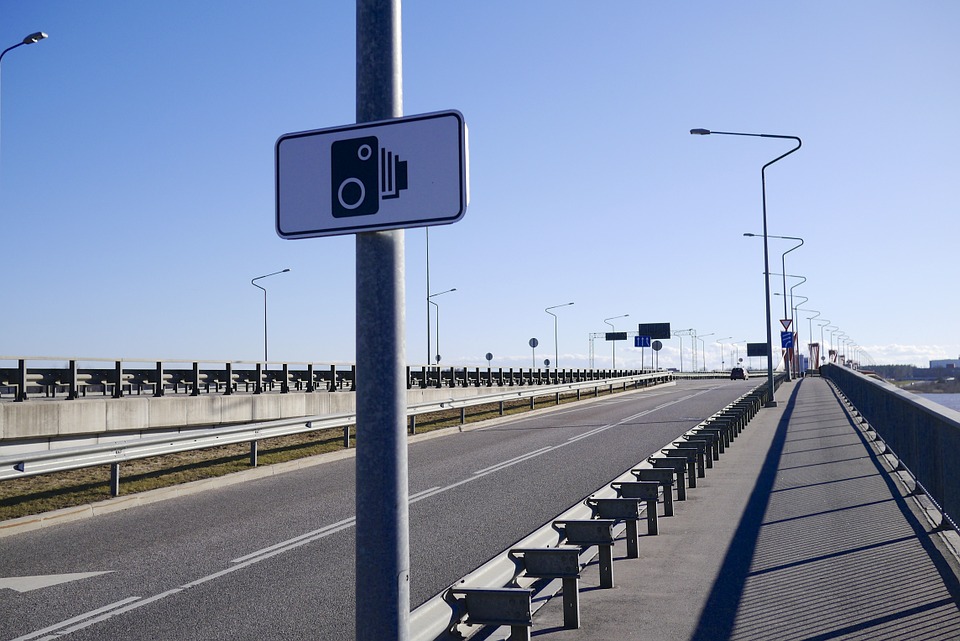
[930,357,960,369]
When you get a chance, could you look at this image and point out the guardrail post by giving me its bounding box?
[460,407,466,424]
[68,360,79,400]
[154,361,165,397]
[223,362,233,395]
[499,400,505,416]
[409,415,416,435]
[344,425,351,449]
[250,441,259,466]
[110,463,121,496]
[16,359,27,401]
[113,360,124,398]
[191,362,201,397]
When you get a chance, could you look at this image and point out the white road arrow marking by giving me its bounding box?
[0,571,113,593]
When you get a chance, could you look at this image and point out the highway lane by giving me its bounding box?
[0,379,756,640]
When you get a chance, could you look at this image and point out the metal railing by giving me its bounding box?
[0,372,674,495]
[0,355,650,402]
[822,363,960,528]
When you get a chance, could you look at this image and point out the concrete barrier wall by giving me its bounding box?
[0,386,538,442]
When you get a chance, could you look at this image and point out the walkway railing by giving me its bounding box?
[822,363,960,528]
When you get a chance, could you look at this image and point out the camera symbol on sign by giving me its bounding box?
[331,136,408,218]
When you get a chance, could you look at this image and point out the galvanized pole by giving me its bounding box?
[355,1,409,640]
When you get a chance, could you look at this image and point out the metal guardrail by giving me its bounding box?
[822,363,960,528]
[0,355,650,401]
[0,372,674,492]
[409,383,768,640]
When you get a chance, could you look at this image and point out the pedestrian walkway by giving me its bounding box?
[529,376,960,640]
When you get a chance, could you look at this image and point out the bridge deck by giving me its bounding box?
[529,376,960,640]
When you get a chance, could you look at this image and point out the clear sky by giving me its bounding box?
[2,1,958,370]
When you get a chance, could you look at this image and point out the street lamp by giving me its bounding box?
[1,32,48,170]
[745,232,803,380]
[716,337,733,371]
[692,128,802,406]
[545,302,574,370]
[427,287,456,364]
[0,32,47,65]
[672,328,694,372]
[603,314,629,369]
[251,268,290,364]
[696,332,715,371]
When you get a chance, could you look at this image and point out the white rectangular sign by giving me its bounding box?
[275,110,468,239]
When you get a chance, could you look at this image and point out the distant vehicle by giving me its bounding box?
[730,367,748,380]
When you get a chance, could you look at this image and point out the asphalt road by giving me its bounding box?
[0,379,756,640]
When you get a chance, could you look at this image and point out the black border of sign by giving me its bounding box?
[275,110,467,240]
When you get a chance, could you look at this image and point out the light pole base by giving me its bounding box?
[765,400,779,408]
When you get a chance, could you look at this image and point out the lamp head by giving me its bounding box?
[24,32,47,44]
[690,128,711,135]
[281,268,291,273]
[743,233,757,237]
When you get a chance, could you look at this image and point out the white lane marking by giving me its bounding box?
[17,386,718,640]
[473,447,552,475]
[36,590,184,640]
[8,597,141,641]
[230,515,358,564]
[0,572,113,593]
[409,486,442,501]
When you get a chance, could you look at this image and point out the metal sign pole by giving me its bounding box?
[355,1,409,640]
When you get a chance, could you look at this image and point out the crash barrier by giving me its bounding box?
[0,373,673,496]
[410,384,770,640]
[821,363,960,529]
[0,355,654,402]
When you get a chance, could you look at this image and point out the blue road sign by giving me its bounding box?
[781,331,794,349]
[635,335,652,348]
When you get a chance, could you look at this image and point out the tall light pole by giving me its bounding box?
[745,232,803,380]
[251,268,290,363]
[799,308,820,366]
[696,332,715,370]
[716,336,732,371]
[603,314,629,369]
[692,128,801,406]
[545,302,574,369]
[1,32,47,171]
[427,287,456,364]
[819,321,833,365]
[673,328,694,372]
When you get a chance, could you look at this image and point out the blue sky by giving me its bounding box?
[2,1,958,370]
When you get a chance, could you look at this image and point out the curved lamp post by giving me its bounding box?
[716,336,733,371]
[603,314,629,369]
[251,268,290,363]
[427,287,456,365]
[545,302,574,369]
[0,32,47,65]
[696,332,715,371]
[692,128,802,406]
[745,232,803,379]
[1,32,47,169]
